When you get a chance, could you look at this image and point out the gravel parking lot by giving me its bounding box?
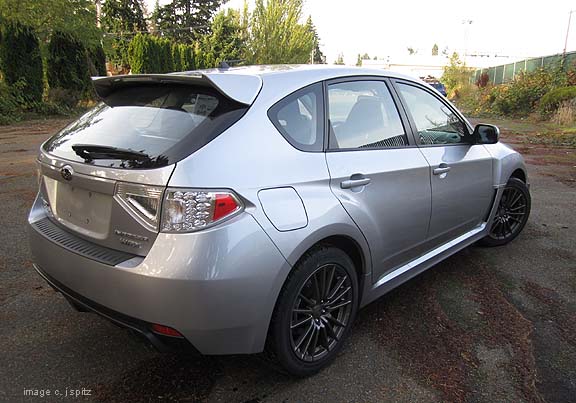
[0,117,574,403]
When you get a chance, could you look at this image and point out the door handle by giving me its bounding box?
[433,165,451,175]
[341,177,371,189]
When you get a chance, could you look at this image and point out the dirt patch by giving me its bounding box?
[523,282,576,346]
[365,259,545,403]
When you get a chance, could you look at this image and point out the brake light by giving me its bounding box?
[161,189,242,233]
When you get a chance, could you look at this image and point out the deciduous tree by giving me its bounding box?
[248,0,314,65]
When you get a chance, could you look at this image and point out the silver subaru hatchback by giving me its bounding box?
[28,65,531,376]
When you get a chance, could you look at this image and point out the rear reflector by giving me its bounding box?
[213,193,239,221]
[151,324,184,338]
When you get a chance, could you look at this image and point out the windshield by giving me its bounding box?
[43,84,248,169]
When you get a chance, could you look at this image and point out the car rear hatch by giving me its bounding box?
[36,72,261,257]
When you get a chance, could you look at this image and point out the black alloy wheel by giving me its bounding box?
[481,177,531,246]
[267,245,358,376]
[289,263,353,362]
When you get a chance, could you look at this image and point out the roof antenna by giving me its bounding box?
[219,61,230,69]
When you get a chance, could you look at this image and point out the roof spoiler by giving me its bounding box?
[92,72,262,105]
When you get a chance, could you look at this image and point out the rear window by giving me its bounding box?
[43,84,248,169]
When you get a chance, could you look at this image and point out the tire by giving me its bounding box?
[480,177,531,247]
[266,245,359,377]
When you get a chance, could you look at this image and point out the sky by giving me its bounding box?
[144,0,576,65]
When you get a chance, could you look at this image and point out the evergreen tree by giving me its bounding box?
[47,31,91,92]
[201,9,246,68]
[0,20,44,103]
[432,43,438,56]
[306,16,324,64]
[153,0,228,43]
[101,0,147,70]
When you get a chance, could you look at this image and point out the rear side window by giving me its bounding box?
[43,84,248,169]
[268,83,324,152]
[327,81,407,150]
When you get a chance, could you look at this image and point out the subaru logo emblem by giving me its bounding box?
[60,165,73,181]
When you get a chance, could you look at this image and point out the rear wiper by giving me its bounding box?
[72,144,150,161]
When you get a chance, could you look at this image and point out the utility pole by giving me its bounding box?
[462,19,473,65]
[563,10,575,63]
[95,0,101,28]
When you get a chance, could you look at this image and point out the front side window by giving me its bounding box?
[397,83,469,145]
[327,81,406,150]
[268,83,323,151]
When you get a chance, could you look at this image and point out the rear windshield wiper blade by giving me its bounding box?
[72,144,150,161]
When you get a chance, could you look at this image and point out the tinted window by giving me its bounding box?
[268,83,323,151]
[327,81,406,149]
[397,83,469,145]
[44,85,247,169]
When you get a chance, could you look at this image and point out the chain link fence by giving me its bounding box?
[472,51,576,85]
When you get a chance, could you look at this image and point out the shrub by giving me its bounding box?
[551,99,576,125]
[48,87,81,109]
[0,81,22,125]
[88,44,107,76]
[128,33,164,73]
[538,86,576,119]
[157,37,173,73]
[47,31,91,95]
[180,45,195,70]
[490,69,562,117]
[0,20,43,104]
[172,44,182,71]
[476,72,489,88]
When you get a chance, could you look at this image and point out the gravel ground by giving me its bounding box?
[0,117,574,403]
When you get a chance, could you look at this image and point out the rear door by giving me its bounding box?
[393,80,493,245]
[324,78,432,281]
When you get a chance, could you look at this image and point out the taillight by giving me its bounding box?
[161,189,242,233]
[114,183,164,231]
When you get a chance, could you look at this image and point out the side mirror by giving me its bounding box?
[473,124,500,144]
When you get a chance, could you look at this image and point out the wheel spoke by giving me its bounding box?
[509,191,523,208]
[509,216,522,224]
[312,273,321,302]
[324,265,335,299]
[304,326,318,359]
[293,308,313,314]
[327,276,346,301]
[298,294,315,307]
[509,204,526,211]
[295,322,314,350]
[324,320,339,341]
[326,315,346,328]
[327,286,351,307]
[291,316,312,329]
[320,326,330,352]
[327,300,352,311]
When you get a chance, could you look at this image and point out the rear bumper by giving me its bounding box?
[34,263,196,352]
[28,196,291,355]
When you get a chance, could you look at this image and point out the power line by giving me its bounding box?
[103,24,210,37]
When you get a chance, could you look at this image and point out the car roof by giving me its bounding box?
[93,65,422,106]
[173,65,422,105]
